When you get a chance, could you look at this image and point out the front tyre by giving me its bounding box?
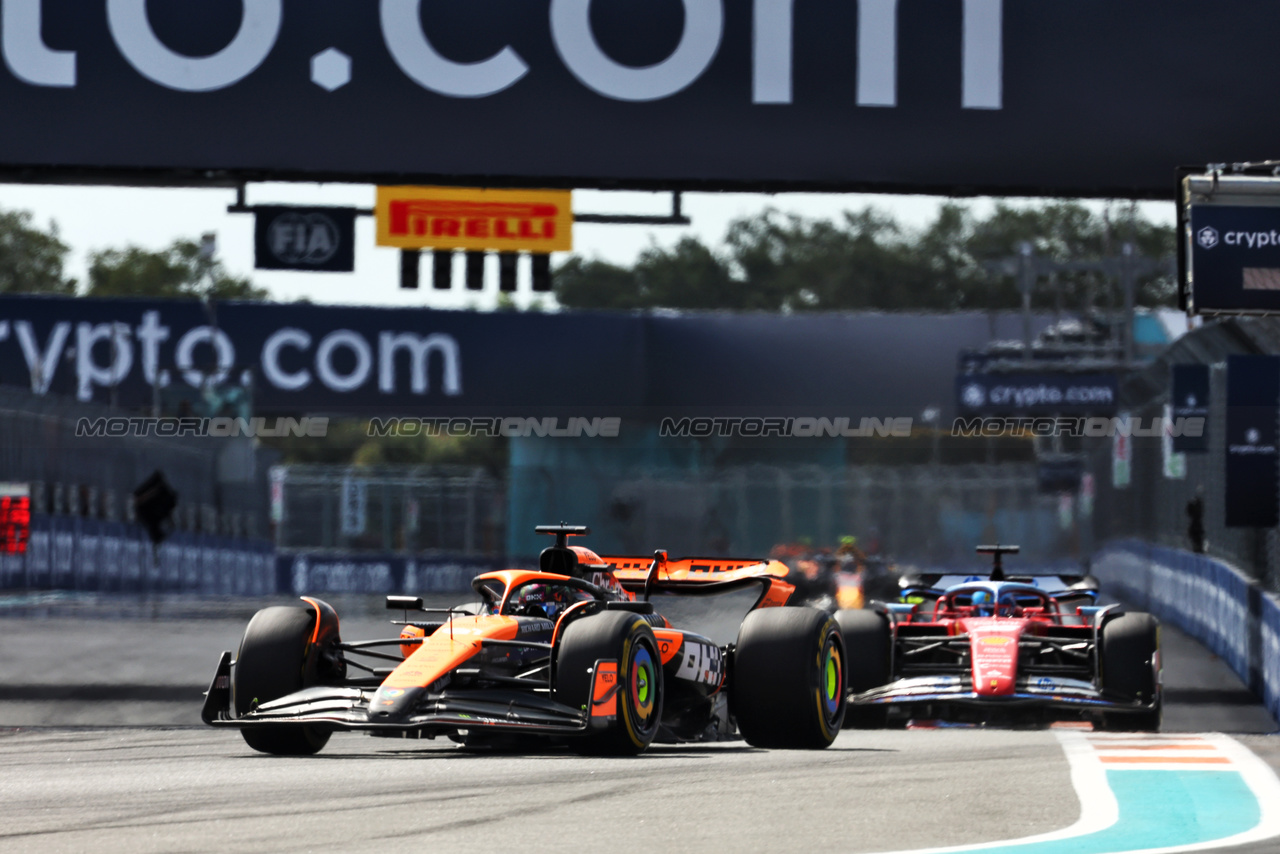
[554,611,664,756]
[1100,612,1162,732]
[233,605,332,755]
[733,607,846,749]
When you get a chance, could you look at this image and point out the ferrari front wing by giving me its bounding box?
[851,674,1159,713]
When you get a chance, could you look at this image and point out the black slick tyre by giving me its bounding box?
[1100,612,1162,732]
[554,611,663,756]
[233,605,332,755]
[835,609,891,729]
[732,607,846,749]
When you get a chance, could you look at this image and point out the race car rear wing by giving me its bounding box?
[897,544,1099,601]
[603,552,795,609]
[897,572,1100,599]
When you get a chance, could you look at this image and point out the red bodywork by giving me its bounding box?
[894,584,1091,698]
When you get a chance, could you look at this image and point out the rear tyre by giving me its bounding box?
[733,607,846,749]
[1100,612,1162,732]
[233,606,332,755]
[835,609,891,729]
[554,611,663,756]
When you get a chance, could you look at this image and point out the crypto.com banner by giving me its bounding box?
[0,0,1277,196]
[0,295,998,417]
[0,294,641,414]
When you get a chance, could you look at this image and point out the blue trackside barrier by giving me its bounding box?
[276,552,507,596]
[1,516,507,598]
[1,514,275,595]
[1092,540,1280,726]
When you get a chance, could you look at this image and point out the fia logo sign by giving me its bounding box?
[269,213,340,266]
[254,206,356,272]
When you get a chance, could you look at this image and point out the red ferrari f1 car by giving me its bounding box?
[837,545,1161,730]
[203,525,846,754]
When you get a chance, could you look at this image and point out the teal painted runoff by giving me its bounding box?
[962,770,1259,854]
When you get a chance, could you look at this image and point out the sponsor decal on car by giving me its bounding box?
[675,640,723,687]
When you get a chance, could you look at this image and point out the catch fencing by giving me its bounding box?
[275,461,1078,574]
[0,387,268,537]
[507,461,1078,568]
[273,465,506,556]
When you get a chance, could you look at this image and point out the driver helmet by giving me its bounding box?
[518,583,572,619]
[970,589,994,616]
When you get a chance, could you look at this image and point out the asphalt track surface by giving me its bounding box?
[0,593,1277,854]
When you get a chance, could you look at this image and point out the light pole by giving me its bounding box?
[922,406,941,467]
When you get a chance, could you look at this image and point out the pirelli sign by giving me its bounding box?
[376,187,573,253]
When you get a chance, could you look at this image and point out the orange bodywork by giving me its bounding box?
[381,615,520,690]
[299,596,327,644]
[605,556,789,584]
[591,660,619,720]
[399,625,426,659]
[603,556,795,608]
[835,572,865,610]
[652,628,685,665]
[758,579,796,607]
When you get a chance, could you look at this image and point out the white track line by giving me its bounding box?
[862,732,1280,854]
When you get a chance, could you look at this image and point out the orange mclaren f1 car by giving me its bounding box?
[202,525,846,755]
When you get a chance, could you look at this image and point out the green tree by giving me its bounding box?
[633,237,742,309]
[726,207,938,311]
[554,202,1176,313]
[86,238,268,300]
[553,256,642,310]
[964,201,1176,311]
[0,208,75,295]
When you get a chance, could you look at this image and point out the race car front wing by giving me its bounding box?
[850,674,1159,713]
[201,651,596,737]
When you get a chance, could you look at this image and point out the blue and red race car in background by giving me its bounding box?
[836,545,1161,731]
